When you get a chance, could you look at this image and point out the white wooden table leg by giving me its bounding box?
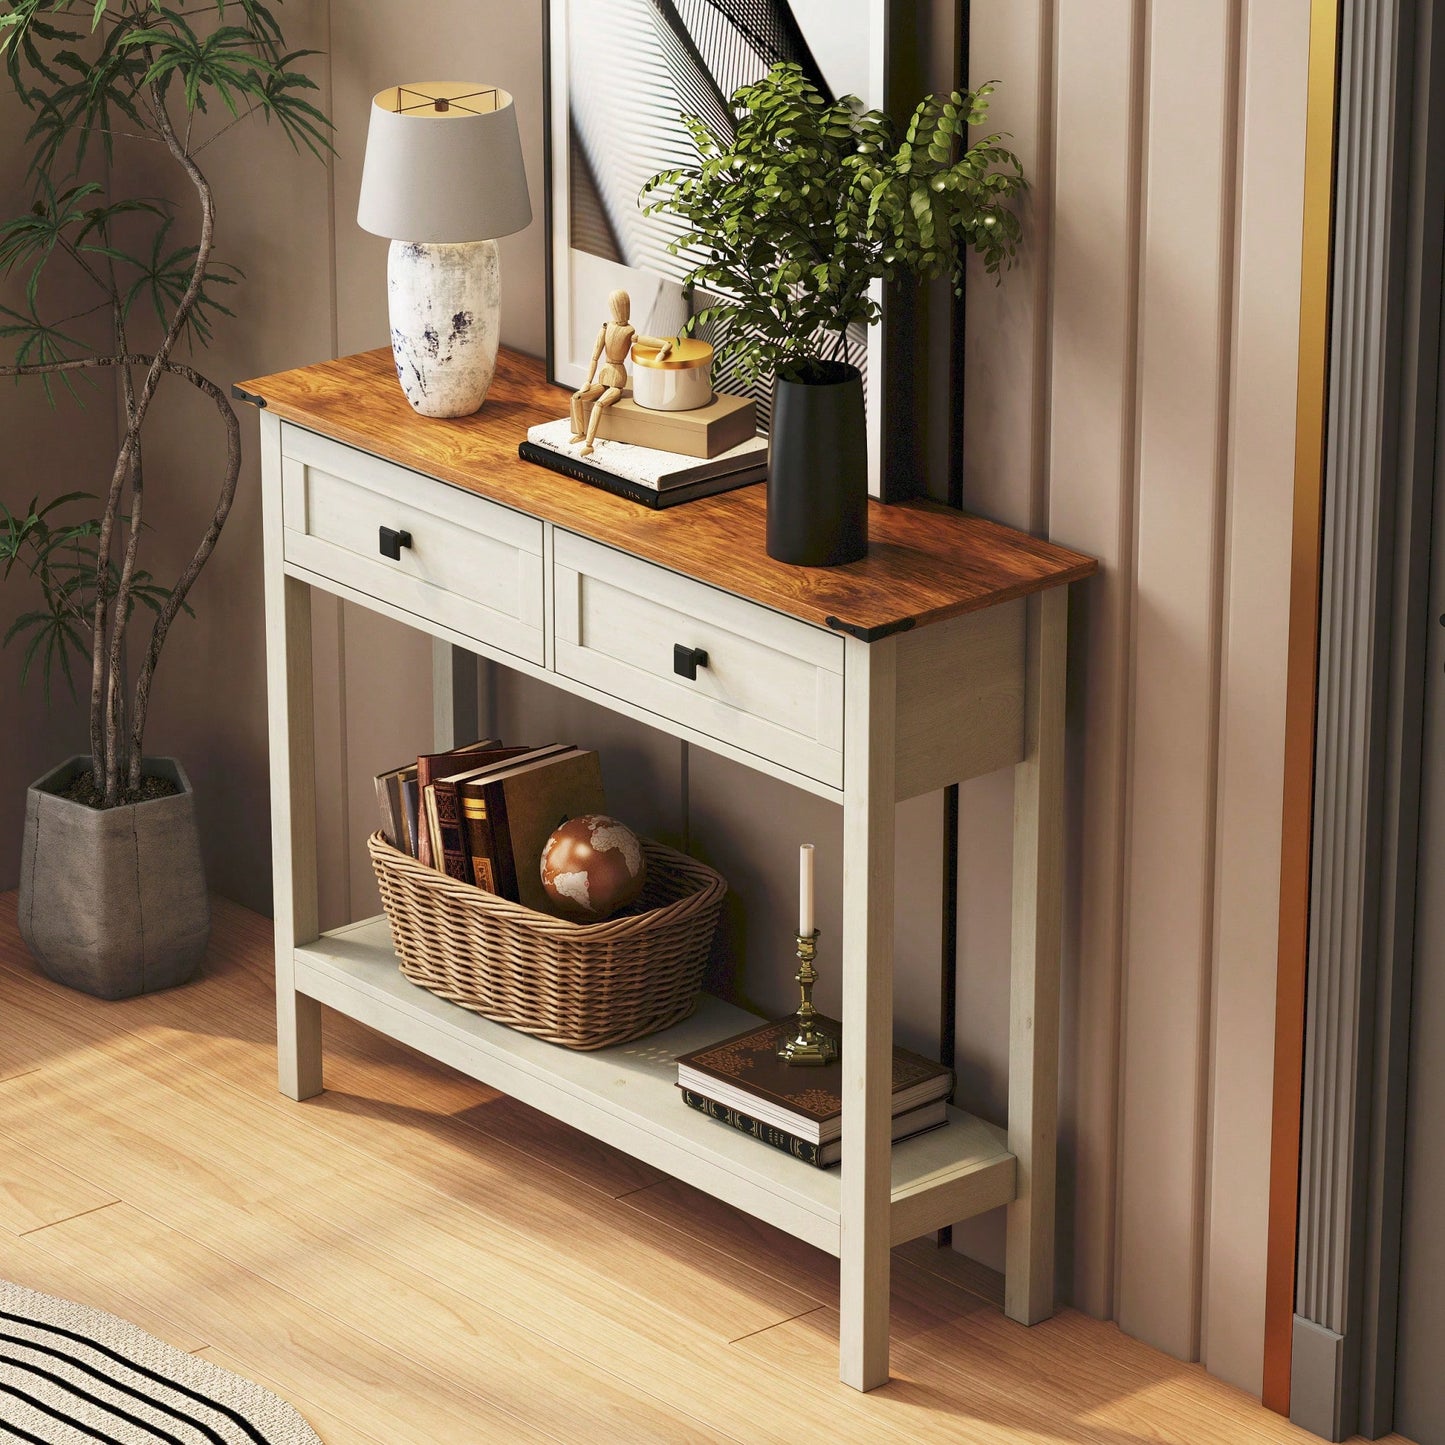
[1005,587,1067,1324]
[839,634,898,1390]
[432,639,479,750]
[260,410,323,1101]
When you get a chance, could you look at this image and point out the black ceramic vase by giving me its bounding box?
[766,359,867,567]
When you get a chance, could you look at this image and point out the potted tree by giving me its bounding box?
[0,0,330,997]
[643,62,1025,566]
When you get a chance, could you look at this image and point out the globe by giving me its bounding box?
[540,814,647,920]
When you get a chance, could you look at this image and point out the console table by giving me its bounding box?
[239,346,1095,1391]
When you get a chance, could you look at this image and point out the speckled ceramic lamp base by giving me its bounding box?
[387,237,500,417]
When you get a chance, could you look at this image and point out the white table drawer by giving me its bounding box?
[553,532,844,786]
[281,425,544,664]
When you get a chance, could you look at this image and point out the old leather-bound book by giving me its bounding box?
[435,744,575,897]
[678,1088,948,1168]
[676,1017,953,1147]
[413,738,503,869]
[461,748,606,912]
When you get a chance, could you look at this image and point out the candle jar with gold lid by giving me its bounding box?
[631,337,714,412]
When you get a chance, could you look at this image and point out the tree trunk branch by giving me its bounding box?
[123,84,234,790]
[0,349,239,793]
[104,270,142,803]
[129,366,241,779]
[103,456,142,801]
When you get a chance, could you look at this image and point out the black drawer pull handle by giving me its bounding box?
[673,644,708,681]
[379,526,412,561]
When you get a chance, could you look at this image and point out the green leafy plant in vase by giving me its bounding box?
[0,0,330,997]
[642,61,1024,565]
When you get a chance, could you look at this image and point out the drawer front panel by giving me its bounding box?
[553,532,844,786]
[281,425,544,663]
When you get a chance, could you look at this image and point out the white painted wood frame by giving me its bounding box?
[259,409,323,1102]
[1005,587,1067,1324]
[839,633,899,1389]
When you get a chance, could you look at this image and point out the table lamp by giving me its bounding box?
[357,82,532,418]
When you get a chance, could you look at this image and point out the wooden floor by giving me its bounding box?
[0,895,1406,1445]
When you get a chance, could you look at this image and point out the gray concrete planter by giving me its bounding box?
[17,756,210,999]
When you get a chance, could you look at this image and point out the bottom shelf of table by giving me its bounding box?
[293,916,1018,1256]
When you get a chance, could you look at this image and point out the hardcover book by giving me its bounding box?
[680,1089,948,1169]
[374,769,403,849]
[372,761,418,856]
[676,1017,953,1146]
[590,392,757,458]
[460,785,504,894]
[437,744,576,898]
[462,747,607,913]
[399,772,420,857]
[428,746,536,884]
[524,418,767,488]
[422,781,470,883]
[518,440,763,510]
[413,738,503,868]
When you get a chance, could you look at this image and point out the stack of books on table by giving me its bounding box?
[374,737,605,913]
[520,415,767,509]
[676,1016,953,1169]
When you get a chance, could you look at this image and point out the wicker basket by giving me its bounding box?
[367,831,725,1050]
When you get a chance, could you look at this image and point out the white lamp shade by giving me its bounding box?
[356,82,532,242]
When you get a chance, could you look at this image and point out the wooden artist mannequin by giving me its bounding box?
[570,289,673,455]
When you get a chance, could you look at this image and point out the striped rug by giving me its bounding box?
[0,1280,321,1444]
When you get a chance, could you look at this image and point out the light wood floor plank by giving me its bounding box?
[21,1204,561,1445]
[733,1300,1413,1445]
[0,1057,857,1442]
[450,1091,668,1197]
[0,895,1409,1443]
[621,1174,992,1344]
[191,1350,387,1445]
[0,975,819,1345]
[0,894,499,1116]
[209,901,671,1196]
[0,1144,117,1235]
[0,1219,208,1353]
[0,1056,791,1433]
[0,934,1000,1439]
[0,1108,703,1443]
[733,1303,1228,1445]
[0,914,820,1328]
[0,894,667,1202]
[895,1235,1006,1309]
[0,996,886,1438]
[739,1306,1135,1445]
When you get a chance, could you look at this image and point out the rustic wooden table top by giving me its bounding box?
[238,347,1097,639]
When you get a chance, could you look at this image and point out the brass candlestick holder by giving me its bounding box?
[778,930,837,1066]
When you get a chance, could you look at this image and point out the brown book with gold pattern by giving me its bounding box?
[676,1017,952,1146]
[414,738,503,869]
[442,743,575,899]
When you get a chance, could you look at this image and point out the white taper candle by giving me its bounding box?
[799,843,815,936]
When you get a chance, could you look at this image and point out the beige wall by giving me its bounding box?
[3,0,1311,1402]
[0,107,116,889]
[961,0,1309,1397]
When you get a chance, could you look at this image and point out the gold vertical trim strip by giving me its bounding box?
[1264,0,1340,1416]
